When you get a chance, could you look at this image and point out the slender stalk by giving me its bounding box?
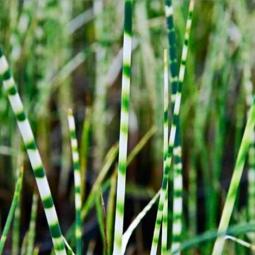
[26,194,38,255]
[80,107,91,202]
[127,126,156,165]
[173,222,255,254]
[95,192,108,255]
[107,172,117,255]
[122,190,160,255]
[68,108,82,255]
[164,0,182,252]
[150,0,178,249]
[212,100,255,254]
[0,168,23,254]
[0,49,67,255]
[81,144,118,219]
[225,235,255,251]
[12,158,23,255]
[112,0,134,253]
[11,195,21,255]
[243,56,255,225]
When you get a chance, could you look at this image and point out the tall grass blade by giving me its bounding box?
[212,100,255,254]
[26,194,38,255]
[0,167,23,254]
[95,192,108,255]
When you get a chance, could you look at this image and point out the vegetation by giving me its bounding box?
[0,0,255,254]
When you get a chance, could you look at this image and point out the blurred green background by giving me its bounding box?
[0,0,255,254]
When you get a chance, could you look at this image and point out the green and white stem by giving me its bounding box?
[68,108,82,255]
[150,49,170,255]
[212,100,255,255]
[164,0,179,109]
[112,0,133,254]
[0,49,66,255]
[150,1,179,253]
[151,0,194,251]
[162,49,170,254]
[164,1,180,252]
[171,1,194,253]
[162,0,181,253]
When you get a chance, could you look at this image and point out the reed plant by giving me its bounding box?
[0,0,255,254]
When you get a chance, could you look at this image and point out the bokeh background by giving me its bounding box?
[1,0,255,254]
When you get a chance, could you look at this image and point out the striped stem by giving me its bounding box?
[171,1,194,253]
[161,49,170,254]
[165,0,179,108]
[150,49,169,255]
[151,1,194,254]
[212,100,255,255]
[164,0,181,252]
[0,168,23,255]
[67,108,82,255]
[152,2,178,253]
[112,0,133,254]
[150,0,179,250]
[0,49,66,255]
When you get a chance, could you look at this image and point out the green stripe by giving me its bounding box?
[124,1,132,35]
[34,166,45,178]
[16,112,26,122]
[43,196,54,209]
